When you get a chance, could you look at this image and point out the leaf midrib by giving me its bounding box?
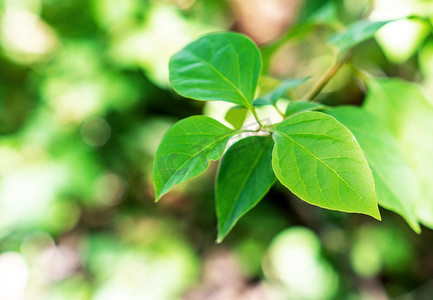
[276,130,371,208]
[185,49,251,107]
[159,130,235,197]
[220,139,269,233]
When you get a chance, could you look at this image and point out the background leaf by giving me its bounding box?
[298,0,337,23]
[253,77,309,107]
[225,106,248,129]
[169,32,262,108]
[153,116,236,201]
[285,101,326,117]
[272,111,380,219]
[328,106,420,233]
[364,78,433,229]
[328,19,393,53]
[216,136,275,242]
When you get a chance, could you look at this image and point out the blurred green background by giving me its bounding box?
[1,0,433,299]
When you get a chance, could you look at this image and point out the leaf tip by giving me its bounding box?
[216,228,229,244]
[372,208,382,221]
[154,188,163,203]
[409,221,422,234]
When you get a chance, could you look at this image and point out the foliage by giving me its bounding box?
[154,18,433,241]
[2,0,433,299]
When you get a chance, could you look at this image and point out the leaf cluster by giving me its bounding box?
[154,18,432,241]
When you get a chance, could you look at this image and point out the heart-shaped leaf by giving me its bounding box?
[169,32,262,108]
[272,111,380,219]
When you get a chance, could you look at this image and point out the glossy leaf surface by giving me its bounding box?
[154,116,236,201]
[216,136,275,242]
[328,106,420,232]
[169,32,261,107]
[272,111,380,219]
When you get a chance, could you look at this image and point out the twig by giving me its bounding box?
[302,54,349,101]
[250,106,264,127]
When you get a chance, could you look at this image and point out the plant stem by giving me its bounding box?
[241,129,260,133]
[274,104,285,117]
[349,64,372,83]
[302,55,347,101]
[250,106,264,127]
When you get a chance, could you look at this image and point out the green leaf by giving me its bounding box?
[169,32,262,108]
[298,0,337,23]
[272,111,380,219]
[216,136,275,242]
[328,106,420,233]
[285,101,327,117]
[225,106,248,129]
[364,78,433,229]
[153,116,236,201]
[253,77,309,107]
[328,19,393,53]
